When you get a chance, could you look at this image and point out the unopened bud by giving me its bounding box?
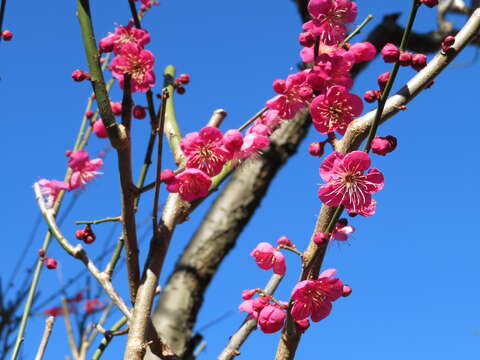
[308,142,325,157]
[342,285,352,297]
[45,257,58,269]
[38,248,46,258]
[313,232,329,245]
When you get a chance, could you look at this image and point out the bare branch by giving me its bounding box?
[34,316,55,360]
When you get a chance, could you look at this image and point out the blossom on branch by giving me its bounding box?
[67,150,103,190]
[250,242,286,275]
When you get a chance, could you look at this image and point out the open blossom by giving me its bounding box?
[166,168,211,202]
[266,72,313,120]
[181,126,231,176]
[38,179,70,208]
[250,242,286,275]
[291,269,344,322]
[67,150,103,190]
[258,305,287,333]
[303,0,358,44]
[318,151,384,214]
[100,24,150,53]
[331,219,355,241]
[310,85,363,135]
[111,43,155,93]
[307,51,355,92]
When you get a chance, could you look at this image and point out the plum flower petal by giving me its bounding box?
[250,242,286,275]
[166,169,212,202]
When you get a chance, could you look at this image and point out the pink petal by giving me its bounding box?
[343,151,371,171]
[311,301,332,322]
[272,250,286,275]
[319,152,344,182]
[291,301,311,322]
[307,0,332,19]
[318,183,344,207]
[366,168,384,192]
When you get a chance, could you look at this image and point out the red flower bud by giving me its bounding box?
[2,30,13,41]
[381,43,399,63]
[110,102,122,116]
[176,86,186,95]
[38,248,46,258]
[71,69,90,82]
[313,232,329,245]
[411,53,427,71]
[399,51,412,66]
[364,90,380,103]
[371,135,397,156]
[377,72,390,91]
[177,73,190,84]
[85,110,94,119]
[45,257,58,269]
[442,35,455,52]
[298,32,315,47]
[133,105,147,119]
[342,285,352,297]
[420,0,438,8]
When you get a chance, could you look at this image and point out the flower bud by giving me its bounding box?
[176,86,186,95]
[258,305,286,334]
[38,248,46,258]
[45,257,58,269]
[308,141,325,157]
[313,232,329,245]
[2,30,13,41]
[85,110,94,119]
[298,32,315,47]
[71,69,90,82]
[110,102,122,116]
[133,105,147,119]
[272,79,286,94]
[411,53,427,71]
[442,35,455,52]
[371,135,397,156]
[160,169,176,184]
[399,51,412,66]
[277,236,295,247]
[381,43,399,63]
[342,285,352,297]
[420,0,438,8]
[84,234,96,244]
[364,90,380,103]
[337,218,348,227]
[242,289,256,300]
[93,119,108,138]
[177,73,190,84]
[377,72,390,91]
[75,229,87,240]
[99,35,114,53]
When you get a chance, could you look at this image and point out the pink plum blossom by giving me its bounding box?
[290,269,344,322]
[310,85,363,135]
[67,150,103,190]
[250,242,286,275]
[92,119,108,138]
[266,72,313,119]
[181,126,231,176]
[100,24,150,54]
[318,151,384,214]
[307,51,355,91]
[371,135,397,156]
[303,0,358,44]
[111,43,155,93]
[38,179,70,208]
[166,168,212,202]
[258,305,286,333]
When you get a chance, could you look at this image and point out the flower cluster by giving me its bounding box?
[163,126,270,201]
[239,292,288,334]
[37,149,103,208]
[101,24,155,92]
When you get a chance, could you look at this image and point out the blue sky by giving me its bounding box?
[2,0,479,359]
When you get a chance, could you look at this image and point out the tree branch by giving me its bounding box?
[34,316,55,360]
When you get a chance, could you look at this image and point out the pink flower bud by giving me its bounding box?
[45,257,58,269]
[364,90,380,103]
[299,32,315,47]
[381,43,400,63]
[277,236,295,247]
[342,285,352,297]
[176,86,186,95]
[313,232,329,245]
[133,105,147,119]
[377,72,390,91]
[71,69,90,82]
[38,248,46,258]
[75,229,87,240]
[93,119,108,138]
[348,42,376,63]
[85,110,94,119]
[371,135,397,156]
[272,79,286,94]
[411,53,427,71]
[258,305,286,334]
[160,169,176,184]
[99,35,114,53]
[223,129,244,152]
[2,30,13,41]
[308,142,325,157]
[177,73,190,84]
[442,35,455,52]
[295,318,310,333]
[252,296,270,313]
[84,234,96,244]
[399,51,412,66]
[110,102,122,116]
[420,0,438,7]
[242,289,256,300]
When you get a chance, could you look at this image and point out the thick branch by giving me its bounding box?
[148,109,311,356]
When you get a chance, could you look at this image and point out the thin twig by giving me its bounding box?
[34,316,55,360]
[61,298,80,360]
[92,316,128,360]
[237,107,267,131]
[75,217,120,225]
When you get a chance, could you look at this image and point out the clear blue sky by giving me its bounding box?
[2,1,479,359]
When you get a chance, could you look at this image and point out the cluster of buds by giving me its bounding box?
[380,43,427,71]
[174,73,190,95]
[313,218,356,245]
[71,69,91,82]
[38,248,58,269]
[75,225,96,244]
[239,292,288,334]
[1,30,12,41]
